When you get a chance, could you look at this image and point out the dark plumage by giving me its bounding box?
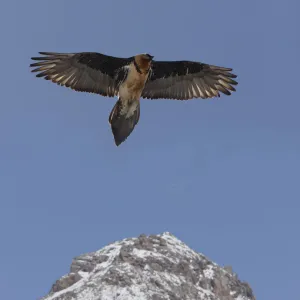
[143,61,237,100]
[30,51,238,146]
[30,52,132,97]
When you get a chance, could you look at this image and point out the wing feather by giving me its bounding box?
[30,52,131,97]
[142,60,238,100]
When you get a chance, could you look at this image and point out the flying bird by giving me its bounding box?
[30,51,238,146]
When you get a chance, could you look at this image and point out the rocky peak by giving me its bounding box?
[42,232,255,300]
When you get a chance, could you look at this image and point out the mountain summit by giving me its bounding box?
[41,232,255,300]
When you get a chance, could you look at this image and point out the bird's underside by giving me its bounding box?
[30,51,238,146]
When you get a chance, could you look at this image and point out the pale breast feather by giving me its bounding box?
[118,63,149,102]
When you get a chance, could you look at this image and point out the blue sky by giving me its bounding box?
[1,1,299,299]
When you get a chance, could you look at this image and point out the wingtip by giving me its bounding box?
[38,51,54,55]
[31,56,42,61]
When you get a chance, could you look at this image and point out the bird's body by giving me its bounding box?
[118,55,150,108]
[108,55,151,145]
[30,51,238,146]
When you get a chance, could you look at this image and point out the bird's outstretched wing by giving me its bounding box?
[30,52,132,97]
[142,60,238,100]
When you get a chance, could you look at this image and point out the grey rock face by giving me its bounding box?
[42,232,255,300]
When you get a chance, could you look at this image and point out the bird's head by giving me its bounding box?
[146,53,154,61]
[141,53,154,62]
[134,54,154,73]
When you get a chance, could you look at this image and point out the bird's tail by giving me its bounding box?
[109,98,140,146]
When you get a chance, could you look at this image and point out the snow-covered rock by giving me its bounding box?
[41,232,255,300]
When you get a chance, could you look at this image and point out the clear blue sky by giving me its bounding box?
[1,1,299,299]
